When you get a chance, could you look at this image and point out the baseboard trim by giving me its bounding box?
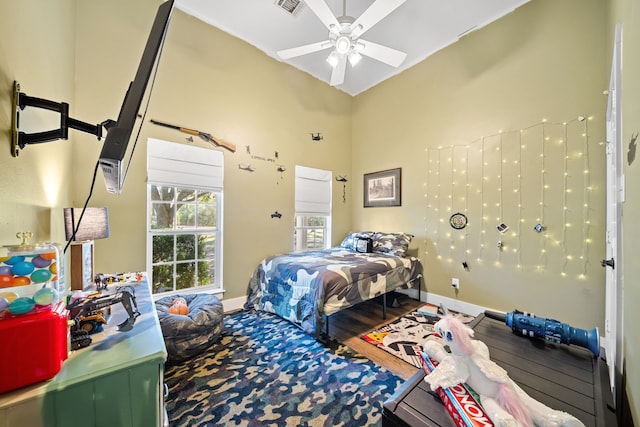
[422,294,493,317]
[395,288,493,317]
[221,295,247,313]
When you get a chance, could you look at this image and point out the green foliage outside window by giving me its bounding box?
[150,185,219,294]
[294,215,327,251]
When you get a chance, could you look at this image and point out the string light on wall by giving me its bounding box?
[423,115,596,278]
[561,121,570,276]
[498,134,504,225]
[448,147,454,261]
[424,148,430,256]
[478,137,486,262]
[463,146,470,265]
[536,120,548,272]
[436,148,443,260]
[579,115,592,279]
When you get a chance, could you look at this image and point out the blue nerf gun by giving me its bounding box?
[485,309,600,357]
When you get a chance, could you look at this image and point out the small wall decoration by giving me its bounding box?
[496,223,509,233]
[449,213,467,230]
[336,176,348,203]
[364,168,401,207]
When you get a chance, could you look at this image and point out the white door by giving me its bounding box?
[603,24,623,392]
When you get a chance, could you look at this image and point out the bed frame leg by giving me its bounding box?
[324,314,330,337]
[382,294,387,320]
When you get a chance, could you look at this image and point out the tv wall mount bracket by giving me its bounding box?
[11,81,114,157]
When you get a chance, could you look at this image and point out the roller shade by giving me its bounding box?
[147,138,224,190]
[295,165,332,216]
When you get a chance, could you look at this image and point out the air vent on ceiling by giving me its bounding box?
[274,0,304,16]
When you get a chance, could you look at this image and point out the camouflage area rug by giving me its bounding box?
[164,310,402,427]
[361,308,474,369]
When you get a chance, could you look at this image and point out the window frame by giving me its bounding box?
[147,185,223,295]
[294,165,332,251]
[293,214,331,251]
[146,138,224,296]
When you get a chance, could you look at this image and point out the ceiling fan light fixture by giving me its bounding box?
[326,51,340,67]
[348,51,362,66]
[335,36,351,54]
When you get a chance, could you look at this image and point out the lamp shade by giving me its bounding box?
[64,207,110,242]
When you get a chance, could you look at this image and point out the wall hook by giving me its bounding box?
[336,176,348,203]
[310,133,323,141]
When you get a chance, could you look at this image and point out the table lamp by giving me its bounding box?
[64,207,110,290]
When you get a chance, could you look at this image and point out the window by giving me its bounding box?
[294,165,331,251]
[147,139,224,295]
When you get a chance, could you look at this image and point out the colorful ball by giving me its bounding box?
[0,266,11,275]
[32,255,52,268]
[12,276,31,286]
[30,269,52,284]
[0,291,18,302]
[0,275,15,288]
[3,256,24,265]
[33,287,58,305]
[11,261,35,276]
[0,297,8,312]
[8,297,35,315]
[39,252,57,260]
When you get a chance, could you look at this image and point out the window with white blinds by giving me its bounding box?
[146,138,224,294]
[294,165,331,251]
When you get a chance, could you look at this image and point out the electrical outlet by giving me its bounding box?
[451,278,460,289]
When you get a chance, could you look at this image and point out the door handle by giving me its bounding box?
[601,258,615,269]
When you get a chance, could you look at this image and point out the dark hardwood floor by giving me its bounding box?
[326,292,424,381]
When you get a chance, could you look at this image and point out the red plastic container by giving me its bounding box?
[0,302,69,393]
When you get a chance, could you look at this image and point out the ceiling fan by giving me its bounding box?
[277,0,408,87]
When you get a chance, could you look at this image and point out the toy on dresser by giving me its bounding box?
[0,233,69,393]
[422,315,584,427]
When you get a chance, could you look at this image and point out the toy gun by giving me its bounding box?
[485,309,600,357]
[150,119,236,153]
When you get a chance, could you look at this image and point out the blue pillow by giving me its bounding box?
[340,232,375,252]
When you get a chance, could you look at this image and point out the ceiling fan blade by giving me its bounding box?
[351,0,406,39]
[330,54,347,86]
[304,0,340,32]
[277,40,332,60]
[358,39,407,68]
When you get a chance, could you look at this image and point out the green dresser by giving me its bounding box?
[0,274,168,427]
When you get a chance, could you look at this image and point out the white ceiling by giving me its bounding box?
[175,0,530,96]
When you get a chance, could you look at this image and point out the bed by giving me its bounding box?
[244,232,423,337]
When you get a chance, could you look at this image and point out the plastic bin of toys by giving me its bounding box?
[0,236,68,393]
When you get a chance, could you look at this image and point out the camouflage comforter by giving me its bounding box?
[245,248,423,336]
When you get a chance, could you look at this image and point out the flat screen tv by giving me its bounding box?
[99,0,174,194]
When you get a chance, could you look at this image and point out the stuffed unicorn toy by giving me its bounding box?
[423,315,584,427]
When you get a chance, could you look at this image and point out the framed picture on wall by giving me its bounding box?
[364,168,401,207]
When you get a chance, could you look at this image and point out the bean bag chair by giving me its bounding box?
[155,293,224,362]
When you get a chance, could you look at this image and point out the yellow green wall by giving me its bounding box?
[0,0,638,423]
[0,0,75,249]
[353,0,608,331]
[71,0,353,298]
